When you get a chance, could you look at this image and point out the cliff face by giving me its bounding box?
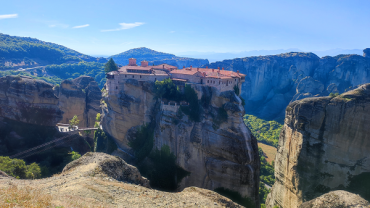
[0,76,62,125]
[265,84,370,208]
[205,49,370,121]
[58,76,102,127]
[101,80,260,206]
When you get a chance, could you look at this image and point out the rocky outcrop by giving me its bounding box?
[63,152,150,187]
[299,191,370,208]
[0,75,101,128]
[58,76,102,127]
[0,152,243,207]
[154,85,260,205]
[265,84,370,208]
[101,80,260,206]
[364,48,370,58]
[205,49,370,121]
[0,76,62,125]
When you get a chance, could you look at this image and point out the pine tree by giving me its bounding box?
[105,58,118,73]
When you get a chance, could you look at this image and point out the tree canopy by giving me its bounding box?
[104,58,118,73]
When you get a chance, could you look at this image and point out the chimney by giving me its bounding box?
[237,70,240,74]
[212,69,214,72]
[222,67,224,70]
[141,60,148,67]
[197,67,199,71]
[128,58,137,66]
[190,65,192,70]
[206,66,208,69]
[183,66,185,69]
[218,67,220,72]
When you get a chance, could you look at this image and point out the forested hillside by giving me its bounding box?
[110,47,208,67]
[0,33,107,69]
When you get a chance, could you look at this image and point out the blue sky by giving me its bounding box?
[0,0,369,56]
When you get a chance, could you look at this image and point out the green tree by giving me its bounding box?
[69,151,81,161]
[104,58,118,73]
[96,113,101,122]
[69,115,80,129]
[0,156,42,179]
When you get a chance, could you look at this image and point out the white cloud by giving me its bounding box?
[101,22,145,32]
[170,31,175,33]
[0,14,18,20]
[73,24,90,29]
[48,23,69,28]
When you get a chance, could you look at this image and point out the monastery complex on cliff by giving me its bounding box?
[106,58,246,95]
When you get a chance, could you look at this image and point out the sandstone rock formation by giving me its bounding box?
[0,75,101,128]
[205,49,370,121]
[57,76,102,127]
[265,84,370,208]
[0,76,62,125]
[101,80,260,206]
[0,152,243,207]
[299,190,370,208]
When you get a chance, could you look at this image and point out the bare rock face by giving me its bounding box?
[265,84,370,208]
[154,86,260,206]
[0,75,101,128]
[205,50,370,121]
[0,152,242,207]
[102,79,156,150]
[58,76,102,127]
[101,81,260,207]
[0,76,62,125]
[299,190,370,208]
[63,152,150,187]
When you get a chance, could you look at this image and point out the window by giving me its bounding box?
[235,79,236,82]
[133,75,134,78]
[125,75,127,78]
[207,80,209,83]
[116,86,118,89]
[140,75,142,78]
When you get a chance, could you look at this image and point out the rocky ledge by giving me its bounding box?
[0,152,242,207]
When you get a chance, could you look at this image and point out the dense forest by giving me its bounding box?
[243,114,282,147]
[0,33,107,64]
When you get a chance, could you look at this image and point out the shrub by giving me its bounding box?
[0,156,42,179]
[139,145,189,191]
[329,92,339,97]
[95,113,101,122]
[180,85,200,122]
[154,78,182,101]
[233,85,240,96]
[94,129,118,154]
[128,122,155,162]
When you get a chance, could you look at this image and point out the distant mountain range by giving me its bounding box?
[109,47,209,68]
[177,49,364,63]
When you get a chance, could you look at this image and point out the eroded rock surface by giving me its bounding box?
[101,80,260,206]
[205,49,370,121]
[0,76,62,125]
[299,191,370,208]
[265,84,370,208]
[0,152,242,208]
[58,76,102,127]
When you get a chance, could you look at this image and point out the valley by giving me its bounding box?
[0,33,369,208]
